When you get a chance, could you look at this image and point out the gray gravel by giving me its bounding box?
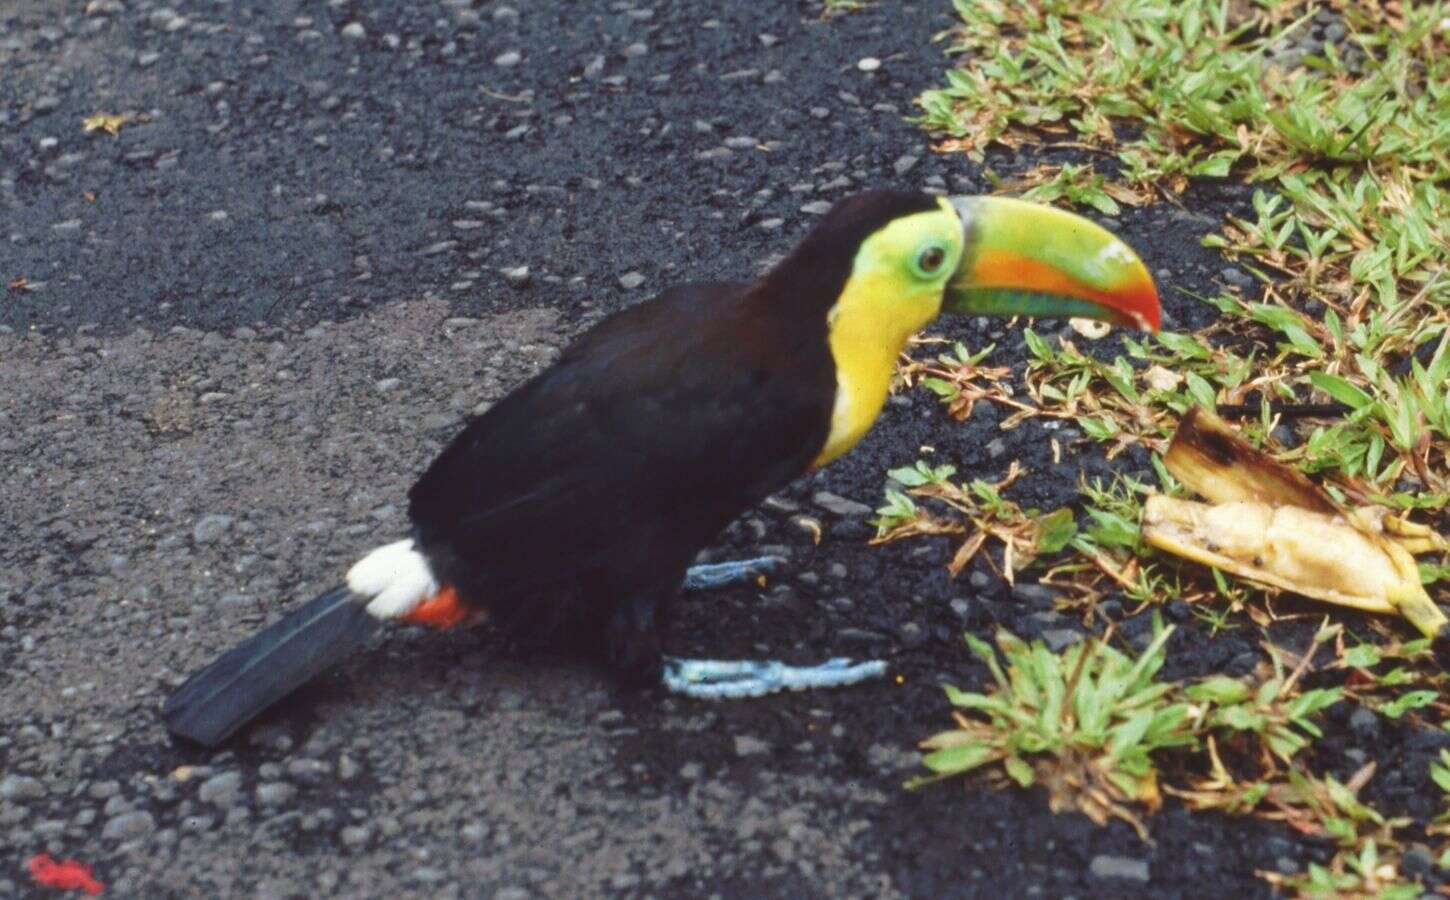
[0,300,906,896]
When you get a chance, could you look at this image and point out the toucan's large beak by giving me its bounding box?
[944,196,1161,332]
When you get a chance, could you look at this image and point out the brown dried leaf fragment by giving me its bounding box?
[83,112,133,136]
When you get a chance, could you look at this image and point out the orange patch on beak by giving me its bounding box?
[972,249,1161,332]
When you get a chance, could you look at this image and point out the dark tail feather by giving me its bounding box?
[163,585,382,747]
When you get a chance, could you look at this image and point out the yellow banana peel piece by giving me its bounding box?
[1142,408,1448,641]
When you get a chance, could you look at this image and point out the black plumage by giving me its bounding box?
[411,191,941,679]
[162,190,947,745]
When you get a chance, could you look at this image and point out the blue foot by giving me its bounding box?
[682,556,783,592]
[662,656,888,699]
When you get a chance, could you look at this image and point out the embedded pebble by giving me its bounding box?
[1090,855,1150,882]
[1,775,44,801]
[192,514,234,545]
[102,810,156,841]
[734,735,771,757]
[198,771,244,807]
[256,782,298,807]
[812,491,872,517]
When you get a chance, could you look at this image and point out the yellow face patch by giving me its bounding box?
[813,198,964,467]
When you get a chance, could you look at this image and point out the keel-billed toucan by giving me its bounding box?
[163,191,1160,746]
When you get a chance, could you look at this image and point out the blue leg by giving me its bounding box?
[682,556,782,592]
[662,656,887,699]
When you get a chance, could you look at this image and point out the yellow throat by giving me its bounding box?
[812,201,962,467]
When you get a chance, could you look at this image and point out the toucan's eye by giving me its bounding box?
[912,243,948,279]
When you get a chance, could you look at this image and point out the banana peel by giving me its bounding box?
[1141,408,1450,645]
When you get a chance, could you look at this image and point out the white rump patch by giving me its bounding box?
[346,539,439,620]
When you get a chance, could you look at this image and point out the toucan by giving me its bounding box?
[163,190,1160,746]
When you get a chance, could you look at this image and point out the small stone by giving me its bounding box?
[88,781,121,800]
[1,775,44,801]
[192,514,234,545]
[898,621,927,647]
[618,271,646,290]
[340,824,371,847]
[494,50,522,67]
[1011,583,1059,608]
[892,154,919,176]
[985,438,1007,459]
[622,42,647,58]
[285,759,332,783]
[198,771,243,807]
[148,8,181,29]
[867,743,920,773]
[1041,629,1083,652]
[1089,855,1149,882]
[181,814,215,833]
[724,136,757,150]
[837,627,886,645]
[812,491,872,517]
[1221,266,1252,289]
[420,240,457,256]
[255,783,297,807]
[757,218,784,231]
[500,265,531,286]
[857,57,881,72]
[375,378,402,392]
[340,22,366,40]
[801,201,833,215]
[1401,846,1436,878]
[734,735,771,757]
[102,810,156,841]
[1348,706,1379,740]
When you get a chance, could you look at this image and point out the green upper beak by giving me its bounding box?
[944,196,1161,332]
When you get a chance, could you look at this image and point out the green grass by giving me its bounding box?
[916,0,1449,498]
[912,620,1344,837]
[897,0,1450,891]
[911,618,1192,838]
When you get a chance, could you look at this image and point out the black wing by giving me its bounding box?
[407,281,835,623]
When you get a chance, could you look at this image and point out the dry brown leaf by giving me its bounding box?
[83,112,133,136]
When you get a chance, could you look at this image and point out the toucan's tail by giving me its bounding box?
[162,586,381,747]
[163,538,476,746]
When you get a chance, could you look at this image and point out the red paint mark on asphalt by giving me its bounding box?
[28,853,105,895]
